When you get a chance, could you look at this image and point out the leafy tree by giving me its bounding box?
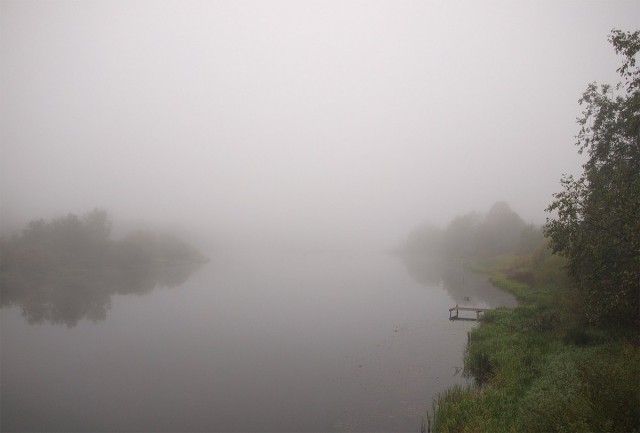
[545,30,640,326]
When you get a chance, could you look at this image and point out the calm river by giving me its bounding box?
[1,249,515,432]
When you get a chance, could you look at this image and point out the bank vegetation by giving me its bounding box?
[418,30,639,433]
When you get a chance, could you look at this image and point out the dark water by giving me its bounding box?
[1,250,515,432]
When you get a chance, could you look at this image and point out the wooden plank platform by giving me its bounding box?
[449,305,492,321]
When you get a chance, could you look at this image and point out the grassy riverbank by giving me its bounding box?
[430,255,640,433]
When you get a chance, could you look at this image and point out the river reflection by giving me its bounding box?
[0,262,202,327]
[1,251,509,432]
[401,255,517,308]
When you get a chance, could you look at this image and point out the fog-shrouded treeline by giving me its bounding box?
[399,201,573,293]
[401,201,544,262]
[0,209,208,327]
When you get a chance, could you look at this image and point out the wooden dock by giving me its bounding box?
[449,305,492,321]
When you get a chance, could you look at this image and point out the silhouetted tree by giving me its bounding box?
[442,212,482,259]
[517,224,545,255]
[475,202,526,257]
[0,209,206,326]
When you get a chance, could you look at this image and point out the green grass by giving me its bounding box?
[487,273,533,303]
[431,256,640,433]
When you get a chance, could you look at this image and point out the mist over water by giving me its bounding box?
[2,1,639,249]
[2,249,515,432]
[1,1,638,431]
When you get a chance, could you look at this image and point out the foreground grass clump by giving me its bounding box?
[431,256,640,433]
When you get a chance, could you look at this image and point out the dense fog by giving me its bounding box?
[3,3,640,432]
[2,1,638,251]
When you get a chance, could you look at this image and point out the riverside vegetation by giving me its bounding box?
[430,252,639,433]
[415,30,640,433]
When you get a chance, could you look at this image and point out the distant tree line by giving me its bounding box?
[0,209,208,326]
[401,201,571,292]
[403,201,543,261]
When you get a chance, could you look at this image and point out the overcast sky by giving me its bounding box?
[1,0,638,249]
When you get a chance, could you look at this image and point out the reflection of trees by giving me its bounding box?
[399,202,539,309]
[0,210,207,327]
[400,255,516,308]
[1,261,201,327]
[400,254,446,287]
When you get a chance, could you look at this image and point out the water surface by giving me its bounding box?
[1,250,514,432]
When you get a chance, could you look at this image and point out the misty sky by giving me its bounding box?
[1,1,638,249]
